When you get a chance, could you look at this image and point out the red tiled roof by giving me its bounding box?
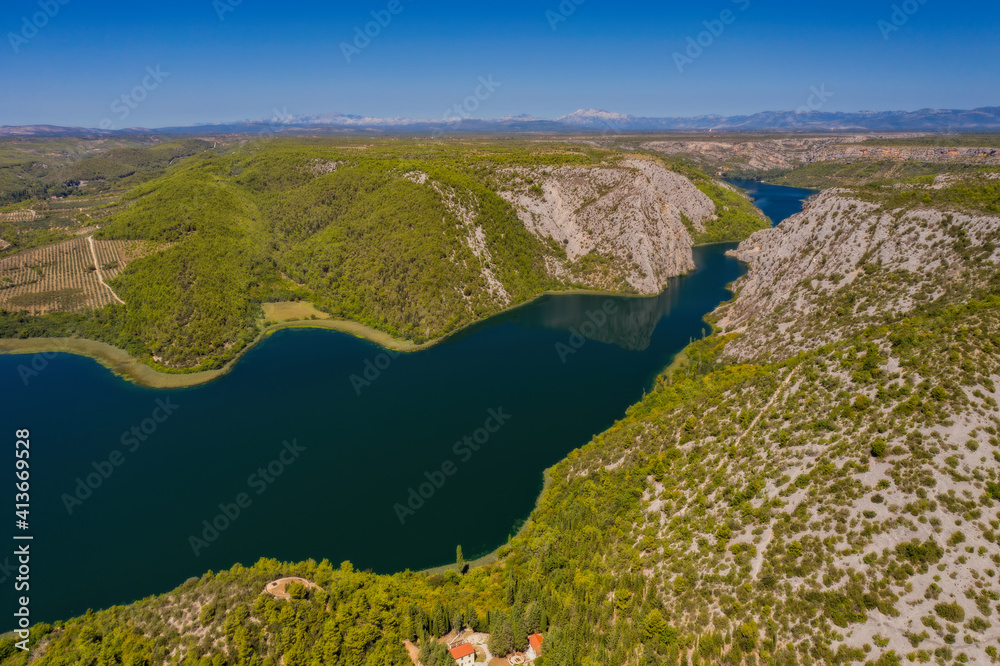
[529,633,543,652]
[449,643,476,659]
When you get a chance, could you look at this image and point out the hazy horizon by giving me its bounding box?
[2,0,999,129]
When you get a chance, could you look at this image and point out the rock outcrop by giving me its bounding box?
[716,185,1000,361]
[499,157,718,293]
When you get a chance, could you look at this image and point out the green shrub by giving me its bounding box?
[934,603,965,622]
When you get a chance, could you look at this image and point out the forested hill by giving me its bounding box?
[5,174,1000,664]
[1,139,766,371]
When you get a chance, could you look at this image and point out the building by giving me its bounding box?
[449,643,476,666]
[527,633,544,660]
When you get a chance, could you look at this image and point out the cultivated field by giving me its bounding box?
[0,236,157,314]
[0,209,37,222]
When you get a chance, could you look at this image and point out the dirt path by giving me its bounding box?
[741,367,797,580]
[87,235,125,305]
[750,526,773,580]
[735,366,798,448]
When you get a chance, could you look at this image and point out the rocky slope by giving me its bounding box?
[715,176,1000,362]
[499,157,721,292]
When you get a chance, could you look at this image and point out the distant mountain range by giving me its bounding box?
[4,106,1000,137]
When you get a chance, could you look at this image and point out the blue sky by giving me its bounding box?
[1,0,998,128]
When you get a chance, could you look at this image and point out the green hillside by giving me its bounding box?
[2,138,764,371]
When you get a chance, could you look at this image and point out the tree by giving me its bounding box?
[451,611,464,635]
[511,604,528,652]
[488,611,514,656]
[734,620,758,654]
[456,544,465,570]
[418,633,454,666]
[431,601,449,637]
[643,610,667,643]
[285,581,308,600]
[525,602,542,634]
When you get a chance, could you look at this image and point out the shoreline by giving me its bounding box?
[417,469,553,577]
[0,317,434,390]
[0,287,649,390]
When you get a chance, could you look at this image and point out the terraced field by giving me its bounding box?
[0,209,37,222]
[0,237,156,314]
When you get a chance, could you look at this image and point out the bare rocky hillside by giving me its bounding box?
[499,157,722,293]
[715,178,1000,363]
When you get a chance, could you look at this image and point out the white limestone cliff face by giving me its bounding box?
[499,157,718,293]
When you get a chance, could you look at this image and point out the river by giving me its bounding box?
[0,180,813,623]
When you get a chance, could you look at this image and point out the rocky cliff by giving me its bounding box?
[715,175,1000,362]
[499,157,721,293]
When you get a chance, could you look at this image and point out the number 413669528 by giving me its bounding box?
[16,429,30,525]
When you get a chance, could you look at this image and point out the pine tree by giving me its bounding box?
[525,602,541,634]
[642,609,666,643]
[488,611,514,656]
[431,602,448,637]
[511,604,528,652]
[451,610,464,635]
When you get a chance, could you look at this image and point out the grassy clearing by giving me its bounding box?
[261,300,331,322]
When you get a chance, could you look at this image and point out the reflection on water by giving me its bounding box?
[454,179,813,354]
[3,242,745,625]
[502,286,683,351]
[486,178,819,352]
[453,244,734,353]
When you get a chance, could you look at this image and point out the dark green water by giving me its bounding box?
[1,182,808,624]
